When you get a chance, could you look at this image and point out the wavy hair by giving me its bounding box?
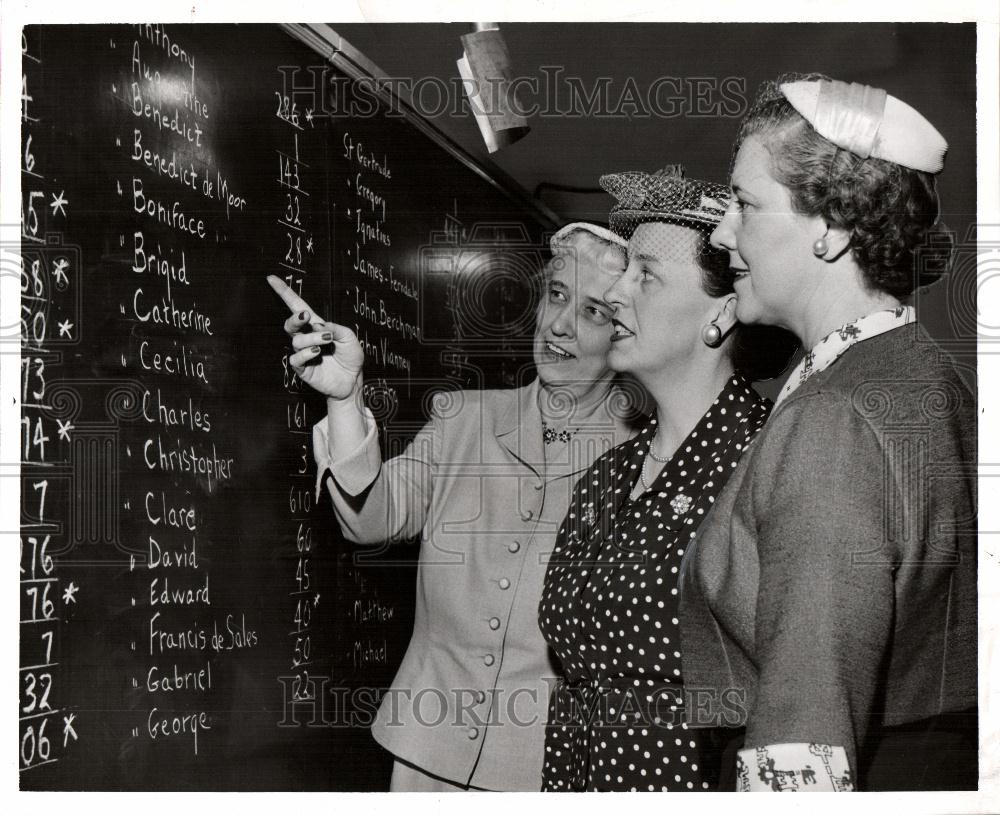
[733,72,953,297]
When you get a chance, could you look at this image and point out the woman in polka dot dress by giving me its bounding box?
[538,167,796,792]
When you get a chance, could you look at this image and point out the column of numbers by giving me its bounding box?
[276,91,318,702]
[19,30,79,773]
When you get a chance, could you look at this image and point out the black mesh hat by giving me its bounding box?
[600,165,731,242]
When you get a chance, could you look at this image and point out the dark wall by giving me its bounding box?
[333,22,978,359]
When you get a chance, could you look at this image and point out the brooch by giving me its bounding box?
[670,494,693,515]
[542,422,579,445]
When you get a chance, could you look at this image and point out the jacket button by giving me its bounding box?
[483,654,495,666]
[498,578,511,590]
[488,617,500,630]
[475,691,486,703]
[508,541,521,554]
[467,727,479,740]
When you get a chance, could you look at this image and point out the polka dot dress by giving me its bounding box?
[539,375,770,791]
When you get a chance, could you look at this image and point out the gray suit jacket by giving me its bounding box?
[314,379,633,789]
[679,324,977,783]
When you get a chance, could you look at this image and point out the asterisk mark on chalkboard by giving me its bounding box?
[57,418,74,441]
[313,593,320,607]
[63,713,78,746]
[305,108,314,126]
[49,190,69,218]
[306,237,314,254]
[63,581,79,604]
[58,318,73,338]
[52,257,70,286]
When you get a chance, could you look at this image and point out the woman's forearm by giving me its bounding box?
[325,378,369,462]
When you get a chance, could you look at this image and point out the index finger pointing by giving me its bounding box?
[267,275,319,319]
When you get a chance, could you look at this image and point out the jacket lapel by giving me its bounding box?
[494,379,637,477]
[543,390,637,486]
[494,379,546,480]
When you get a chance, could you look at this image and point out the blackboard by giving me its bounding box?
[18,23,553,790]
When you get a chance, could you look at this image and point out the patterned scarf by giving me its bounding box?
[775,305,915,407]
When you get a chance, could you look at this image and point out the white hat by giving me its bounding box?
[550,222,627,252]
[780,79,947,174]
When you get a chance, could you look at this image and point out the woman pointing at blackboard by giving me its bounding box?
[268,222,636,791]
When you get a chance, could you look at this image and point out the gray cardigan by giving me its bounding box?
[679,323,977,784]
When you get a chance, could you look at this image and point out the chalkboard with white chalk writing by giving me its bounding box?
[18,22,553,790]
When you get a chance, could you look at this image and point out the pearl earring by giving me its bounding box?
[701,322,723,348]
[812,235,829,257]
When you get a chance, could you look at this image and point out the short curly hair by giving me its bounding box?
[695,233,798,381]
[533,225,624,302]
[733,73,953,298]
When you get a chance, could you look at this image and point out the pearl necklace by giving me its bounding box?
[639,454,661,491]
[638,428,668,490]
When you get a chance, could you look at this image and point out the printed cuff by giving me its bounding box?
[736,743,854,791]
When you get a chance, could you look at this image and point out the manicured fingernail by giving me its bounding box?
[322,332,333,341]
[299,310,308,320]
[311,346,321,354]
